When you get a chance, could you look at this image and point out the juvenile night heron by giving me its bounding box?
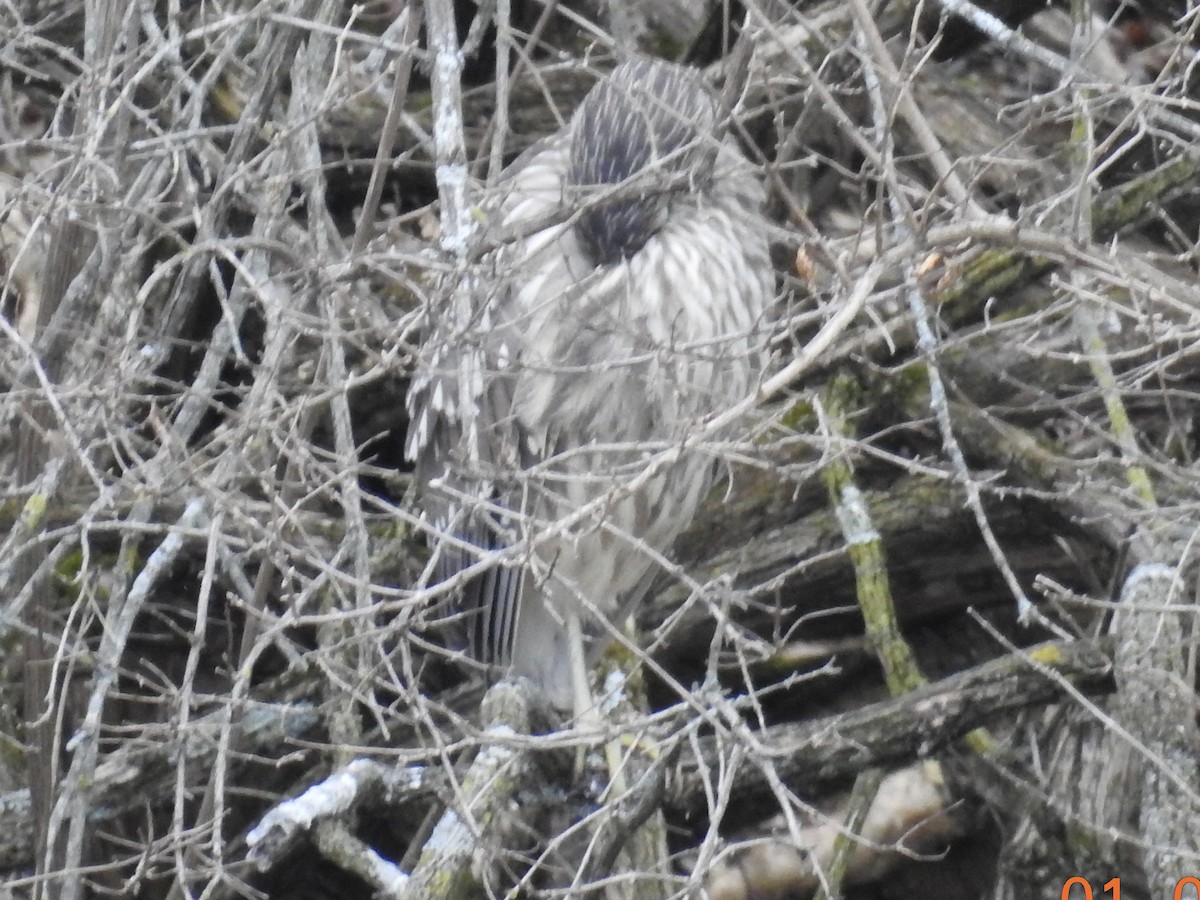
[406,58,772,713]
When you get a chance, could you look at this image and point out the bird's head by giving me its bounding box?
[569,59,720,266]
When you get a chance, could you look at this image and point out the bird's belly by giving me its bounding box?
[525,448,716,619]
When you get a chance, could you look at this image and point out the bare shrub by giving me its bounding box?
[1,1,1198,897]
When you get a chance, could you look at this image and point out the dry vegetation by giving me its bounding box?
[2,0,1199,897]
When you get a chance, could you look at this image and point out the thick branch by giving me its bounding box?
[669,637,1113,822]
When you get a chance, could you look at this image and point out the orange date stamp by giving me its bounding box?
[1062,878,1200,900]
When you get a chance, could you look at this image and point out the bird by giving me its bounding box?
[405,57,773,714]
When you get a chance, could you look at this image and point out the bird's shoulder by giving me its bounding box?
[404,137,583,471]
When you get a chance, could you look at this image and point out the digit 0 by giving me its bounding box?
[1061,878,1120,900]
[1176,876,1200,900]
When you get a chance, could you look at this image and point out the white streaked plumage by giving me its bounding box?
[405,58,773,708]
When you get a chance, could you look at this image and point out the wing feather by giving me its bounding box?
[405,138,572,667]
